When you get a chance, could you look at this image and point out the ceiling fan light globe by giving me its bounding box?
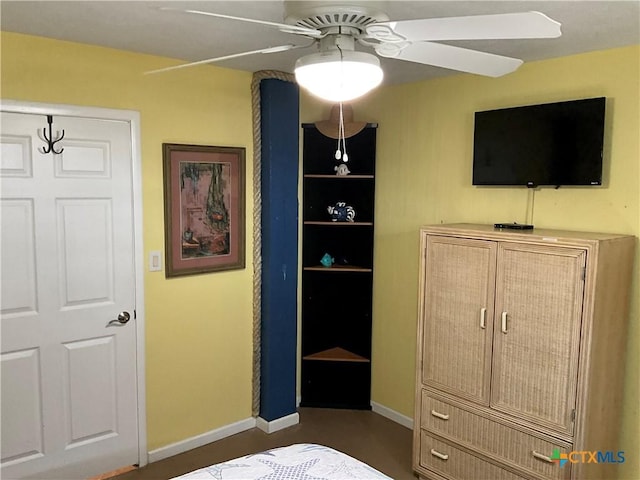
[294,51,383,102]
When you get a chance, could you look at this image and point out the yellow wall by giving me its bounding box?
[1,32,256,450]
[336,45,638,478]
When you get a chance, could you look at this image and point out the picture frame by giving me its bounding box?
[162,143,246,277]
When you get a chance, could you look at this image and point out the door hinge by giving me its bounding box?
[581,267,586,281]
[571,409,576,422]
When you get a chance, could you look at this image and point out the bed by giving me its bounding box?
[171,443,392,479]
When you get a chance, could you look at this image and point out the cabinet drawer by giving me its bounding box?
[420,432,528,480]
[422,392,571,480]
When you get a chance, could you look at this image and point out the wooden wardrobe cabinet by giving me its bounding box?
[413,224,635,480]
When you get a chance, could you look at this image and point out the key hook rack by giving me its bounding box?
[40,115,65,154]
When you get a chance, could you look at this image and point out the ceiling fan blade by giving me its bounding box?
[380,42,523,77]
[159,7,322,37]
[145,45,299,75]
[368,11,561,42]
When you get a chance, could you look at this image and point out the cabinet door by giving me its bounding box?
[422,236,497,405]
[491,243,586,435]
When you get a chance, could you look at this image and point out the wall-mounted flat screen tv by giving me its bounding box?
[472,97,605,187]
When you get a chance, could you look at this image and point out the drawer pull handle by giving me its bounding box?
[430,409,450,420]
[501,311,508,334]
[532,451,554,463]
[480,307,486,329]
[430,449,449,461]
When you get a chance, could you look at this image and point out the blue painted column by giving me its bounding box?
[259,78,299,424]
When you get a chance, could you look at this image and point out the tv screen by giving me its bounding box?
[472,97,605,187]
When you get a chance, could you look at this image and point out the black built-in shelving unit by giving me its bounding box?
[300,123,377,409]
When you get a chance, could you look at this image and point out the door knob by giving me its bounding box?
[107,311,131,327]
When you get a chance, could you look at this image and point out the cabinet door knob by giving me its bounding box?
[532,451,554,463]
[501,311,508,333]
[480,307,487,329]
[430,409,450,420]
[430,449,449,461]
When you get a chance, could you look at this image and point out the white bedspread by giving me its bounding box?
[171,443,392,479]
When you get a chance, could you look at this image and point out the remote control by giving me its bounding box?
[494,223,534,230]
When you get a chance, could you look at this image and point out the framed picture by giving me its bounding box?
[163,143,246,277]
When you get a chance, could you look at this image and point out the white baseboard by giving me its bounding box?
[371,401,414,430]
[148,417,257,463]
[148,405,407,464]
[257,412,300,434]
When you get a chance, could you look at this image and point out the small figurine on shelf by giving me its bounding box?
[320,253,335,267]
[335,256,350,266]
[334,163,351,176]
[327,202,356,222]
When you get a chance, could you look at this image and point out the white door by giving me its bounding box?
[1,111,140,479]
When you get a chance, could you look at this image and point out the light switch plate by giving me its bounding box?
[149,251,162,272]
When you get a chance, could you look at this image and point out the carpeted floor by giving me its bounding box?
[114,407,416,480]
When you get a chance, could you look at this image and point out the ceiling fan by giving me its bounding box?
[149,1,562,101]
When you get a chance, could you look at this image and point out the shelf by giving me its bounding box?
[304,221,373,226]
[303,347,370,363]
[302,122,378,128]
[304,174,374,179]
[304,265,372,272]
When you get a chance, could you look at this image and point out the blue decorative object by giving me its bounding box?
[327,202,356,222]
[320,253,335,267]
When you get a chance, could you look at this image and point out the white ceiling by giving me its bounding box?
[2,1,639,85]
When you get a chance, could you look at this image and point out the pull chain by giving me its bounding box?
[334,44,348,163]
[334,101,349,162]
[340,102,348,162]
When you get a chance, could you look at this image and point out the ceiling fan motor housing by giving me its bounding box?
[318,28,358,53]
[284,1,389,33]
